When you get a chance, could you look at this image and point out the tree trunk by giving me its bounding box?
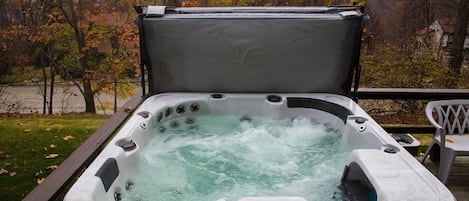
[77,27,96,113]
[41,64,47,114]
[449,0,469,73]
[83,79,96,113]
[114,78,117,114]
[48,66,55,115]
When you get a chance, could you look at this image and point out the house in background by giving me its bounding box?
[416,18,469,68]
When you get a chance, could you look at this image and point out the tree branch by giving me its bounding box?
[58,0,77,30]
[71,79,84,96]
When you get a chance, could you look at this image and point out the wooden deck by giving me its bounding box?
[422,157,469,201]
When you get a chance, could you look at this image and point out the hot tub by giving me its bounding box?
[64,6,455,201]
[65,93,455,201]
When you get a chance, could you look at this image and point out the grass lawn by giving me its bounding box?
[0,114,109,201]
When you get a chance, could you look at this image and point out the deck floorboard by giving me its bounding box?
[422,157,469,201]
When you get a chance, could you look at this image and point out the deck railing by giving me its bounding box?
[23,88,469,201]
[355,88,469,133]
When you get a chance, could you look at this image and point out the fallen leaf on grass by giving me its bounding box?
[35,170,43,177]
[10,172,16,177]
[37,177,45,184]
[63,135,74,141]
[46,165,58,170]
[0,169,8,175]
[50,144,57,148]
[23,128,31,133]
[45,154,59,159]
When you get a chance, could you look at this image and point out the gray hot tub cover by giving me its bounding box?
[136,6,367,96]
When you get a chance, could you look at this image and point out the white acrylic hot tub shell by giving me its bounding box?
[64,93,455,201]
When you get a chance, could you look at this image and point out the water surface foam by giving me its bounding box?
[123,116,351,201]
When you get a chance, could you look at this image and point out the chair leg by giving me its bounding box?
[421,142,435,163]
[438,149,455,184]
[429,144,440,161]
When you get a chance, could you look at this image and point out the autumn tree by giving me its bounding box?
[0,1,62,114]
[28,2,66,115]
[56,0,139,113]
[0,0,145,114]
[0,1,32,76]
[96,1,139,113]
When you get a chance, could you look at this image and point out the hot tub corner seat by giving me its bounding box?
[342,149,456,201]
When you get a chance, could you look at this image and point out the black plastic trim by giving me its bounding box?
[211,94,224,99]
[286,97,353,123]
[95,158,119,192]
[116,139,137,152]
[267,95,282,103]
[137,111,150,118]
[384,147,397,154]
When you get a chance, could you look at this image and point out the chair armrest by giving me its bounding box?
[425,102,445,135]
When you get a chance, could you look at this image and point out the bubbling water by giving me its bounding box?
[123,116,352,201]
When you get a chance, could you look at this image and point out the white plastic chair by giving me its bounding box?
[421,99,469,184]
